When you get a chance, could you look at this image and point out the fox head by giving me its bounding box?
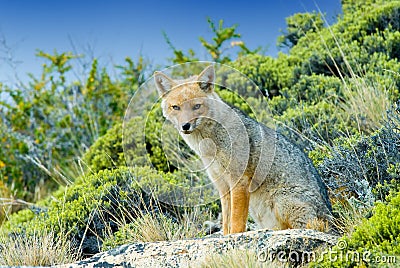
[154,65,217,134]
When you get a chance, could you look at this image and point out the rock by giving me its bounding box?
[58,229,338,268]
[202,220,221,234]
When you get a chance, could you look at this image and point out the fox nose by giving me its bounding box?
[182,122,191,131]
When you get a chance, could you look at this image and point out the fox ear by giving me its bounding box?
[154,71,176,96]
[197,65,215,92]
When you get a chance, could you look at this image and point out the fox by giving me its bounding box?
[154,65,333,235]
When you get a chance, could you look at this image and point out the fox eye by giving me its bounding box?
[172,105,180,110]
[193,104,201,110]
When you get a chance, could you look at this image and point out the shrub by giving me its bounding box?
[275,101,349,149]
[289,0,400,80]
[310,109,400,204]
[0,52,146,202]
[229,53,294,97]
[85,117,220,206]
[83,112,194,176]
[312,189,400,267]
[3,165,219,257]
[277,11,325,48]
[83,111,177,174]
[3,167,159,256]
[82,122,126,173]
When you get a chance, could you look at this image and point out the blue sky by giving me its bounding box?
[0,0,342,84]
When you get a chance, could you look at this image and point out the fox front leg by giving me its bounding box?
[230,179,250,234]
[220,192,231,235]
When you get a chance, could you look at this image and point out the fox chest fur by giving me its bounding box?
[179,108,269,183]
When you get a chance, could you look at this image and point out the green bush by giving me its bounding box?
[310,110,400,204]
[3,167,163,256]
[0,52,146,202]
[3,163,220,257]
[276,101,350,150]
[83,110,188,174]
[84,115,219,206]
[82,116,153,174]
[289,0,400,80]
[313,189,400,267]
[228,0,400,146]
[229,53,294,97]
[82,122,125,173]
[277,11,325,48]
[270,74,349,147]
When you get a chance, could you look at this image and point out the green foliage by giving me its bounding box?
[3,167,161,256]
[277,12,325,48]
[82,122,126,173]
[3,165,219,256]
[310,110,400,204]
[115,56,146,91]
[313,190,400,267]
[277,101,348,149]
[83,110,176,174]
[229,53,294,97]
[289,0,400,84]
[0,51,146,201]
[269,74,351,147]
[35,50,78,86]
[198,17,254,63]
[230,55,352,146]
[164,17,258,64]
[287,74,343,105]
[2,208,35,231]
[227,0,400,151]
[216,87,255,117]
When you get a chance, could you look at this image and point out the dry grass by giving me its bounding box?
[125,210,201,242]
[0,181,11,224]
[100,186,209,251]
[331,198,370,236]
[341,78,391,134]
[0,229,79,266]
[102,210,207,250]
[306,218,330,233]
[0,202,10,226]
